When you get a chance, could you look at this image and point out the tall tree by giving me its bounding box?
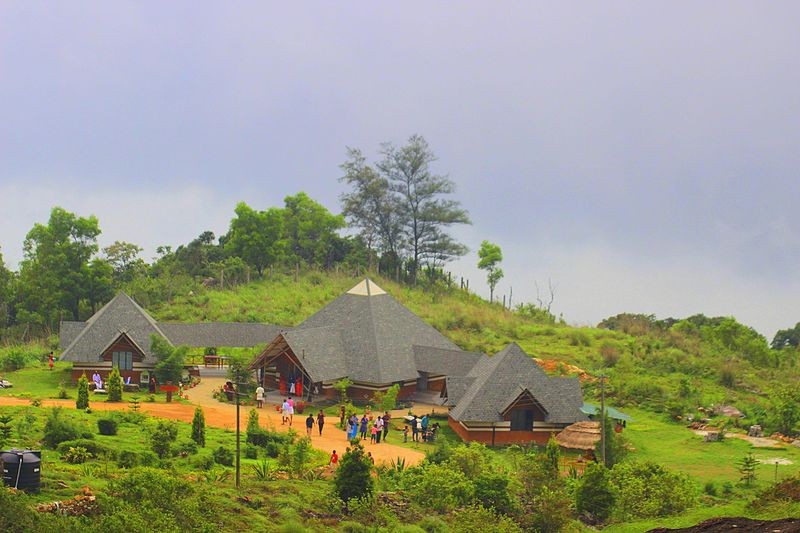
[103,241,145,283]
[18,207,102,325]
[283,192,345,268]
[477,240,504,303]
[377,135,470,283]
[339,148,404,271]
[0,250,11,327]
[225,202,285,276]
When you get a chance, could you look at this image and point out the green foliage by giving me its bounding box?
[447,441,490,479]
[333,377,353,403]
[62,445,92,464]
[150,420,179,458]
[17,207,105,328]
[0,346,41,371]
[544,433,561,474]
[283,191,346,267]
[191,406,206,447]
[43,407,90,448]
[516,453,572,533]
[117,450,140,469]
[449,504,522,533]
[225,202,285,275]
[106,366,123,402]
[371,383,400,412]
[473,472,516,515]
[334,441,374,504]
[0,415,13,448]
[56,438,114,459]
[97,418,118,435]
[76,373,90,409]
[767,384,800,435]
[609,461,697,521]
[151,335,187,385]
[738,452,758,487]
[212,446,234,466]
[576,463,615,523]
[404,462,474,513]
[478,240,504,302]
[596,413,627,468]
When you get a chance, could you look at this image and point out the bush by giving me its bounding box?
[191,407,205,447]
[449,505,521,533]
[576,463,615,523]
[244,444,258,459]
[150,420,179,458]
[76,373,90,409]
[57,438,115,459]
[191,453,215,470]
[334,442,374,504]
[403,463,474,513]
[174,439,198,456]
[474,472,515,515]
[213,446,234,466]
[609,461,696,521]
[43,407,91,448]
[107,366,123,402]
[62,446,93,464]
[97,418,118,435]
[265,441,281,458]
[117,450,139,469]
[417,516,449,533]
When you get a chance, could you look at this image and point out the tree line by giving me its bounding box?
[0,136,474,339]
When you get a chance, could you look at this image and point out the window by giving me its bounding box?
[510,409,534,431]
[112,351,133,371]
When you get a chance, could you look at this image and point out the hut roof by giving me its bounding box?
[555,421,601,450]
[448,343,586,424]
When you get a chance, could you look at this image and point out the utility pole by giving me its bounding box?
[235,382,241,489]
[600,375,606,466]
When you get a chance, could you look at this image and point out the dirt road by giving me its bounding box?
[0,377,425,466]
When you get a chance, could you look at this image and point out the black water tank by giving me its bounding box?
[1,449,41,492]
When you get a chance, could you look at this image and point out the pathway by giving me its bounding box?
[0,378,426,466]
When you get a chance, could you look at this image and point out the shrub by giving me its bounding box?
[600,342,621,367]
[117,450,139,469]
[334,441,374,504]
[720,364,736,388]
[62,446,93,464]
[576,463,615,523]
[265,441,281,458]
[568,330,592,347]
[704,480,718,497]
[191,407,206,447]
[449,505,521,533]
[609,461,696,521]
[174,439,198,456]
[191,453,215,470]
[76,373,90,409]
[417,516,449,533]
[213,446,234,466]
[57,439,114,459]
[97,418,118,436]
[150,420,179,458]
[244,444,258,459]
[57,382,69,399]
[106,367,123,402]
[43,407,88,448]
[403,463,474,513]
[474,472,515,515]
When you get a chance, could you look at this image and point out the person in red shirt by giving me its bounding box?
[48,352,54,371]
[329,450,338,468]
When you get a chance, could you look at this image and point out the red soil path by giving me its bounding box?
[0,377,425,466]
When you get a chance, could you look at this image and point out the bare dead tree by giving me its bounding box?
[535,278,557,313]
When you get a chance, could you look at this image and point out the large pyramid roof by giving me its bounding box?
[291,279,460,383]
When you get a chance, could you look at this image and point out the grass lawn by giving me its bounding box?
[622,408,800,487]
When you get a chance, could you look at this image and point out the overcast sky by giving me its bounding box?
[2,2,799,339]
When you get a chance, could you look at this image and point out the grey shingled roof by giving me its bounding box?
[282,326,348,382]
[59,293,170,364]
[59,293,283,365]
[443,376,475,406]
[413,346,483,377]
[159,323,281,348]
[448,343,586,424]
[59,321,86,349]
[292,280,460,383]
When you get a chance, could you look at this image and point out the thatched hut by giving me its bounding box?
[555,421,601,450]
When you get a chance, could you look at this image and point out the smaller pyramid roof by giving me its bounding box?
[59,293,170,364]
[448,343,586,424]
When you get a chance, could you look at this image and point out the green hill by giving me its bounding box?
[147,271,799,432]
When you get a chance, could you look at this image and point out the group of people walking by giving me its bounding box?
[343,410,392,444]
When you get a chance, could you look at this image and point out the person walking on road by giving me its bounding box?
[317,410,325,436]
